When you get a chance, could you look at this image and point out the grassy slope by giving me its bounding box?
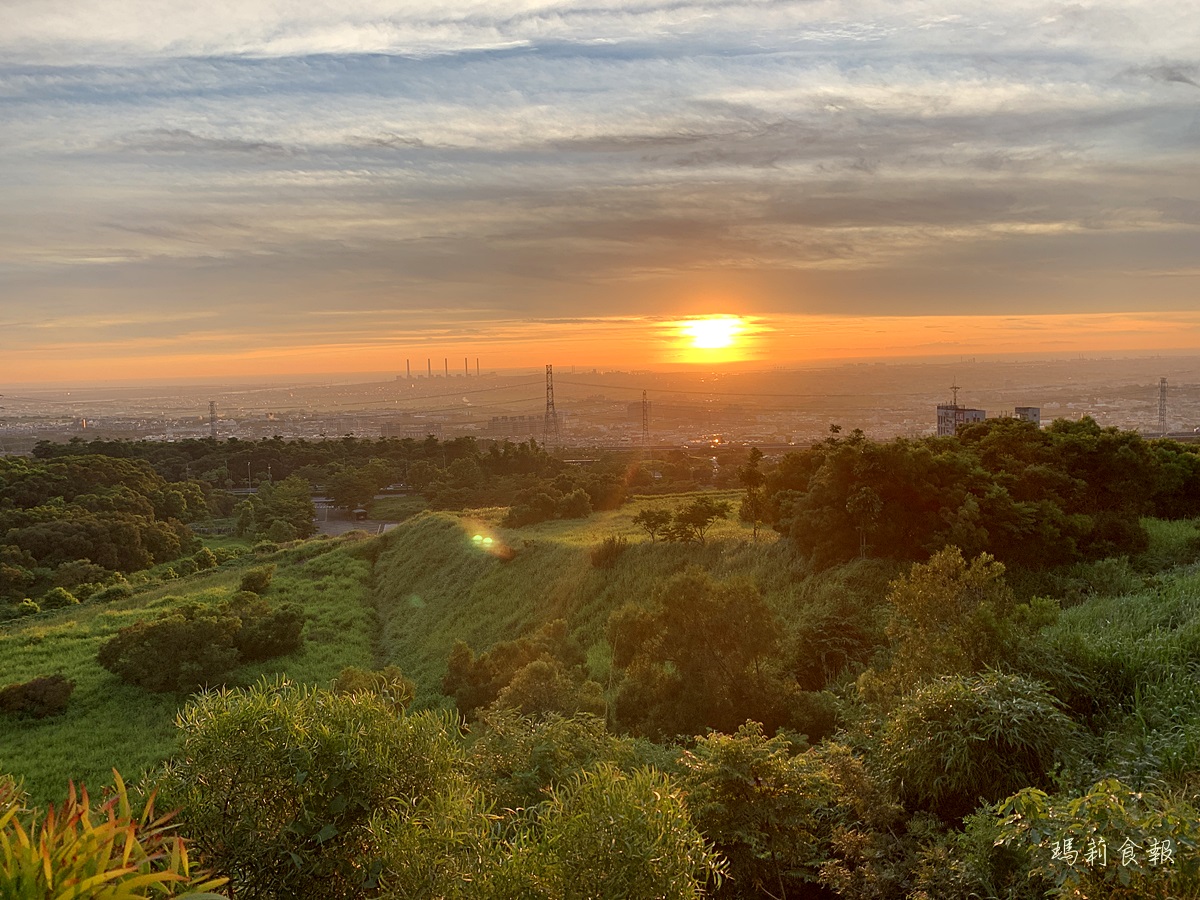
[0,537,378,805]
[372,492,899,700]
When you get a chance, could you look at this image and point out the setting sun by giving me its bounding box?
[682,316,744,349]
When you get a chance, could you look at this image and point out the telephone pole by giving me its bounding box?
[544,364,560,448]
[1159,377,1168,437]
[642,390,649,450]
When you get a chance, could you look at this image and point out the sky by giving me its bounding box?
[1,1,1198,382]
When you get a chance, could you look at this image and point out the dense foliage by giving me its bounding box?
[97,593,304,692]
[764,418,1200,567]
[0,455,205,608]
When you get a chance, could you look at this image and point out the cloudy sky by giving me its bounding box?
[2,1,1198,381]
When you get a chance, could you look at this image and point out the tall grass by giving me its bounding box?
[372,499,899,701]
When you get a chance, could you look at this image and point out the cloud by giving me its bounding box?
[114,128,293,156]
[1126,63,1200,88]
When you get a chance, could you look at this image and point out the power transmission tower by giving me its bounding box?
[642,390,649,450]
[1159,377,1168,437]
[950,381,960,407]
[209,401,216,438]
[544,364,560,448]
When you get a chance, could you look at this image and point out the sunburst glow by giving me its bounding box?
[682,316,744,349]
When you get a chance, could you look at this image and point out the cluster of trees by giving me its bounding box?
[429,536,1200,898]
[233,475,318,542]
[753,418,1200,567]
[631,497,732,544]
[0,455,207,610]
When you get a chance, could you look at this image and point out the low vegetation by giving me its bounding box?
[6,424,1200,898]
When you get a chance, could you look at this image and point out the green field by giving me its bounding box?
[5,494,1200,813]
[0,536,378,804]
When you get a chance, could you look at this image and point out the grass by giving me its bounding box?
[0,536,379,805]
[367,495,429,522]
[371,493,897,701]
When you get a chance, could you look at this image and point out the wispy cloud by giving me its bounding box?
[2,1,1199,378]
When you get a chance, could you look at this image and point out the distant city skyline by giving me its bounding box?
[2,1,1198,381]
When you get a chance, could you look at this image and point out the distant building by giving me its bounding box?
[484,415,543,439]
[1014,407,1041,426]
[381,418,443,439]
[937,404,986,436]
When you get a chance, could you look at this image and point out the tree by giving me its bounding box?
[666,497,731,544]
[609,568,795,738]
[631,508,673,543]
[738,448,768,540]
[873,546,1022,696]
[682,723,837,899]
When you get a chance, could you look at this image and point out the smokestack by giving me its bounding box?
[406,359,410,380]
[464,357,468,377]
[476,358,480,377]
[444,358,448,378]
[427,359,432,378]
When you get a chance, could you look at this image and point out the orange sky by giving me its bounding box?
[6,311,1200,385]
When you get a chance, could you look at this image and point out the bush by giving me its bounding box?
[173,557,198,577]
[537,765,725,898]
[252,541,280,555]
[98,609,241,693]
[231,598,305,664]
[266,519,299,543]
[0,773,225,898]
[238,564,275,594]
[156,679,466,900]
[0,674,75,718]
[39,587,78,610]
[14,598,39,617]
[192,546,219,570]
[590,535,628,569]
[91,583,134,603]
[331,665,415,712]
[97,594,305,693]
[881,672,1079,819]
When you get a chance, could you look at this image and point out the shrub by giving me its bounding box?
[266,519,298,543]
[226,593,305,663]
[0,772,226,899]
[238,564,275,594]
[97,594,304,693]
[91,583,134,603]
[0,674,75,718]
[537,765,725,899]
[881,672,1079,819]
[39,587,78,610]
[252,541,280,555]
[156,679,466,900]
[590,535,628,569]
[97,609,241,693]
[192,546,219,570]
[331,665,415,712]
[14,599,39,617]
[174,557,198,577]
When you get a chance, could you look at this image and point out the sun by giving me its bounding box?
[682,316,743,349]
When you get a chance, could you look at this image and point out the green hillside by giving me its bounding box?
[0,536,378,804]
[372,493,895,700]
